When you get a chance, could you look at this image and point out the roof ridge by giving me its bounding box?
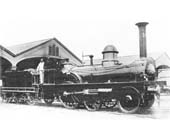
[14,38,54,56]
[7,38,53,48]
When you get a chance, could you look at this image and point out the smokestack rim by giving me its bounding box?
[135,22,149,27]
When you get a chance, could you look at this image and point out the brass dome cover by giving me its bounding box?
[102,45,118,54]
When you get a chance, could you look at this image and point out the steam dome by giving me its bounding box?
[102,45,119,66]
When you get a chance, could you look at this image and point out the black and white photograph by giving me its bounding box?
[0,0,170,120]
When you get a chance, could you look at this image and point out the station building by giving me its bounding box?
[0,38,82,79]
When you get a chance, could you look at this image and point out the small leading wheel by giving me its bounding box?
[59,94,79,109]
[44,98,54,105]
[118,87,140,113]
[84,100,101,111]
[140,94,155,109]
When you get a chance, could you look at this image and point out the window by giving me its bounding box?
[56,47,59,56]
[48,44,59,56]
[48,45,52,55]
[52,44,56,55]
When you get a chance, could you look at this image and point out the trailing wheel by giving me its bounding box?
[118,87,141,113]
[1,94,8,103]
[26,94,36,105]
[7,97,18,103]
[59,94,79,109]
[7,93,18,103]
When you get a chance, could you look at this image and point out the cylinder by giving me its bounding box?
[136,22,149,58]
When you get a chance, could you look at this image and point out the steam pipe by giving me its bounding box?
[83,54,94,65]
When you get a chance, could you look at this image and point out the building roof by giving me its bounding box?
[0,45,15,56]
[1,38,82,63]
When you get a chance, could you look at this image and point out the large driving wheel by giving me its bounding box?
[118,87,141,113]
[59,94,79,109]
[65,73,82,83]
[59,73,81,109]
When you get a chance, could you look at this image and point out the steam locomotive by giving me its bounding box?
[0,22,158,113]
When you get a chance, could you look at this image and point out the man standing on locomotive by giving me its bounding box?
[37,58,45,84]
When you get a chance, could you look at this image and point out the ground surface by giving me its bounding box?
[0,95,170,120]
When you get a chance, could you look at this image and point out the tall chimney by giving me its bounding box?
[136,22,149,58]
[89,55,94,66]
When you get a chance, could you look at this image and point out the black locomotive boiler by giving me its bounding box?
[0,22,158,113]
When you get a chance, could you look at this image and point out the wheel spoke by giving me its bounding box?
[84,100,101,111]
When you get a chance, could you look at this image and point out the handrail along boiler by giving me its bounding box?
[0,22,158,113]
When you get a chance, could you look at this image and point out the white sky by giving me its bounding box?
[0,0,170,60]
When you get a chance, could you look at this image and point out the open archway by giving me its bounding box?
[16,57,44,71]
[157,65,170,70]
[16,56,62,71]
